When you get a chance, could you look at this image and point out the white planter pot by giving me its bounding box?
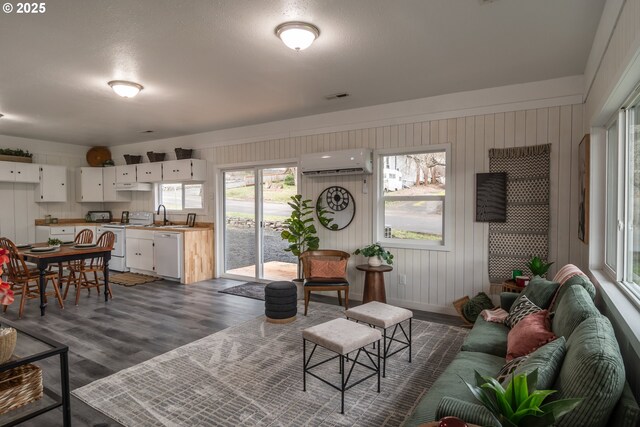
[368,256,382,267]
[293,279,304,300]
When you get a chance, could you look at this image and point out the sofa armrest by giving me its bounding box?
[501,292,519,311]
[435,396,495,426]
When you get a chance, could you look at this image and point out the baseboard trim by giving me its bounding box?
[347,292,457,316]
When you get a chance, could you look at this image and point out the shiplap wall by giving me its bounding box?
[108,103,583,314]
[0,135,100,244]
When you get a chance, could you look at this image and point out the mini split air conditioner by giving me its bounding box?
[300,149,373,177]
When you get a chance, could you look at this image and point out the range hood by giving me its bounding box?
[116,182,152,192]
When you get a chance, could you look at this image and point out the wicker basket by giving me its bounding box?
[175,148,193,160]
[123,155,142,165]
[0,329,16,364]
[147,152,166,163]
[0,364,43,415]
[452,296,474,328]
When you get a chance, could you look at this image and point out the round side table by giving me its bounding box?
[356,264,393,303]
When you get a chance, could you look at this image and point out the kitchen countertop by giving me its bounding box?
[126,225,213,233]
[35,220,112,227]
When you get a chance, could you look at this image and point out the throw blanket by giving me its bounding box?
[481,307,508,323]
[549,264,586,308]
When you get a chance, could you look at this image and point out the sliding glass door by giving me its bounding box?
[223,166,298,281]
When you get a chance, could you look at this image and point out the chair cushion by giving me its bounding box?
[344,301,412,328]
[552,316,625,427]
[551,284,599,339]
[518,276,559,309]
[506,310,556,361]
[302,318,381,355]
[308,258,347,279]
[460,316,508,357]
[304,279,348,286]
[505,295,542,328]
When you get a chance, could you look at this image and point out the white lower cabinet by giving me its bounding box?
[125,230,155,272]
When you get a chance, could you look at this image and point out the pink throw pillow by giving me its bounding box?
[506,310,556,361]
[309,259,347,279]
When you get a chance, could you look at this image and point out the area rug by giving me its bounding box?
[73,302,468,426]
[110,272,163,287]
[218,282,265,300]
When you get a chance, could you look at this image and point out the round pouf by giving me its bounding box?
[265,281,297,324]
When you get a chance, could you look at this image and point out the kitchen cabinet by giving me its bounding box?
[36,165,67,202]
[36,225,75,243]
[136,163,163,182]
[102,167,131,202]
[115,165,137,183]
[76,168,103,202]
[161,159,206,182]
[0,161,40,183]
[126,231,155,272]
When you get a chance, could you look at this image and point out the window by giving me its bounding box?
[376,145,450,249]
[605,120,619,273]
[625,100,640,290]
[157,183,204,211]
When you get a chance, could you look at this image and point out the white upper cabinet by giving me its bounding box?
[0,161,40,183]
[103,167,131,202]
[36,165,67,202]
[136,162,163,182]
[76,167,103,202]
[116,164,137,183]
[162,159,206,182]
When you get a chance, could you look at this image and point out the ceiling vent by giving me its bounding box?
[325,92,350,100]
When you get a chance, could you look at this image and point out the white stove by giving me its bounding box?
[98,212,154,271]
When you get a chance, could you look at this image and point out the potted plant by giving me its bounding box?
[0,248,16,363]
[0,148,33,163]
[462,369,582,427]
[354,243,394,267]
[526,256,554,278]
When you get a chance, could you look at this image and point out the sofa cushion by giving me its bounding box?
[550,274,596,311]
[402,351,504,426]
[551,285,600,339]
[608,382,640,427]
[505,295,541,328]
[507,336,566,389]
[506,310,556,361]
[518,276,560,308]
[552,316,625,427]
[435,397,495,427]
[460,317,509,357]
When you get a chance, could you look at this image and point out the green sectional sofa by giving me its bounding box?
[403,274,640,427]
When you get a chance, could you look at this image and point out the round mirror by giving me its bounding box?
[316,186,356,231]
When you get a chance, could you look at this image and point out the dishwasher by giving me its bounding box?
[154,232,183,280]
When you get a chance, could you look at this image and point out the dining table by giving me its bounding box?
[19,243,112,316]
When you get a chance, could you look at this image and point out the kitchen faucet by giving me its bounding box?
[157,204,168,226]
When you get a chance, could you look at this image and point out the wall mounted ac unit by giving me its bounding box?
[300,149,373,177]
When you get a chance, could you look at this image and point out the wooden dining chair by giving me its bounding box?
[64,231,115,305]
[0,237,64,318]
[300,250,350,316]
[56,228,94,291]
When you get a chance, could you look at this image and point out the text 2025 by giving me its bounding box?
[16,2,45,13]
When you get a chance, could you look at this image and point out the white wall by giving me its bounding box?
[106,78,584,315]
[0,135,99,244]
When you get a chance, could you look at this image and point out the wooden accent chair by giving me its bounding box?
[0,237,64,318]
[54,228,94,288]
[300,250,350,316]
[64,231,115,305]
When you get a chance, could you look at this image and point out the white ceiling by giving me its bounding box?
[0,0,605,147]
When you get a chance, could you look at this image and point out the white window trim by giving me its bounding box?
[155,182,208,214]
[373,143,452,251]
[603,112,624,281]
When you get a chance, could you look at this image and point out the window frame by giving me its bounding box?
[155,182,207,213]
[374,144,452,251]
[604,113,623,280]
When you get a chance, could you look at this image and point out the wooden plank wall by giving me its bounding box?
[111,104,584,314]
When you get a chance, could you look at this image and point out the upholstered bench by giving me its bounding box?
[345,301,413,377]
[265,281,297,323]
[302,318,382,414]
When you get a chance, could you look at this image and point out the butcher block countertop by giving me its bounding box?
[126,225,213,233]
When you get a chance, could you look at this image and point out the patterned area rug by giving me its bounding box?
[110,272,163,287]
[218,282,266,300]
[73,303,468,427]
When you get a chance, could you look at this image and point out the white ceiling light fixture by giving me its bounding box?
[275,22,320,51]
[108,80,144,98]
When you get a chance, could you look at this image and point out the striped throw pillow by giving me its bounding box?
[505,295,541,328]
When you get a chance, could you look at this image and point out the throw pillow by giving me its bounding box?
[506,310,556,361]
[506,336,566,389]
[519,276,560,309]
[496,355,529,383]
[461,292,494,323]
[308,259,347,279]
[505,295,541,328]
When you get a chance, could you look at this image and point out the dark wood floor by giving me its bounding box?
[0,277,463,426]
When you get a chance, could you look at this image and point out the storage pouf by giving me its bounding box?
[265,281,297,324]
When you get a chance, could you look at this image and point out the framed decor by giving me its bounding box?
[476,172,507,222]
[578,134,590,243]
[316,186,355,230]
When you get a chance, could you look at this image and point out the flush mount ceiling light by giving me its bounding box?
[108,80,144,98]
[275,21,320,51]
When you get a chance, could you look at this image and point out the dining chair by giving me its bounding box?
[56,228,94,291]
[0,237,64,318]
[64,231,115,305]
[300,250,350,316]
